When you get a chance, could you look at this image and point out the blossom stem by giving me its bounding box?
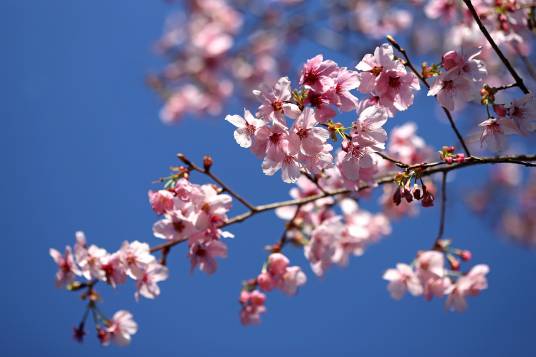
[149,154,536,254]
[374,151,409,168]
[462,0,530,95]
[386,35,472,157]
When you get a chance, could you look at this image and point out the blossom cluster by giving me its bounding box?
[50,232,168,300]
[240,253,307,325]
[227,45,422,185]
[427,48,487,112]
[383,246,489,312]
[50,232,164,345]
[275,179,392,277]
[150,177,234,274]
[151,0,536,126]
[478,93,536,151]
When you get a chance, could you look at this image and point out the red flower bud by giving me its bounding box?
[460,250,472,261]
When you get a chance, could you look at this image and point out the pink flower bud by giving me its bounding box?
[267,253,289,277]
[460,250,472,262]
[257,272,275,291]
[249,290,266,306]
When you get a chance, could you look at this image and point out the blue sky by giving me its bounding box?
[2,1,535,356]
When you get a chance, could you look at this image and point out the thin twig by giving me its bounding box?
[177,153,257,211]
[374,151,409,168]
[462,0,530,95]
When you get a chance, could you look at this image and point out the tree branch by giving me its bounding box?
[462,0,530,95]
[149,154,536,254]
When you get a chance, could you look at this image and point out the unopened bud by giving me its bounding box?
[460,250,472,261]
[203,155,213,171]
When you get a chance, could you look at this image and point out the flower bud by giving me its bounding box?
[460,250,472,262]
[203,155,213,171]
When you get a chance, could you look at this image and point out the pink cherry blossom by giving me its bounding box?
[277,266,307,295]
[261,133,301,183]
[119,241,156,279]
[415,251,450,300]
[299,54,337,92]
[106,310,138,346]
[383,263,423,300]
[239,290,267,325]
[305,216,344,276]
[267,253,290,276]
[338,141,376,182]
[240,290,266,325]
[351,105,389,150]
[50,246,79,287]
[257,271,275,291]
[507,94,536,135]
[428,49,487,112]
[478,117,518,152]
[290,107,330,156]
[328,67,360,111]
[252,76,301,124]
[189,239,228,274]
[356,44,420,116]
[192,184,232,231]
[225,109,266,148]
[148,190,175,215]
[428,73,474,112]
[305,90,337,123]
[445,264,489,312]
[76,244,108,281]
[425,0,457,22]
[153,210,196,242]
[100,252,127,288]
[135,261,169,300]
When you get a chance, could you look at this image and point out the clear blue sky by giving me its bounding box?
[2,1,535,356]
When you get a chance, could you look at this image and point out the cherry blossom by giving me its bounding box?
[225,109,266,148]
[445,264,490,312]
[383,263,423,300]
[356,44,420,116]
[299,54,337,93]
[328,67,360,111]
[507,94,536,135]
[477,117,518,152]
[50,246,79,288]
[239,290,267,325]
[106,310,138,346]
[119,241,156,279]
[428,49,487,112]
[135,262,169,300]
[148,190,175,215]
[189,239,228,274]
[252,76,300,124]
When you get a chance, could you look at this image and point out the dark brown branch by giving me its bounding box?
[462,0,530,95]
[150,154,536,254]
[386,35,471,157]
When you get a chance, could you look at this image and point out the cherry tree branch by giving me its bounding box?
[149,154,536,254]
[462,0,530,95]
[386,36,472,157]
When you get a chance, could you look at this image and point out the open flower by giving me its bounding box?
[106,310,138,346]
